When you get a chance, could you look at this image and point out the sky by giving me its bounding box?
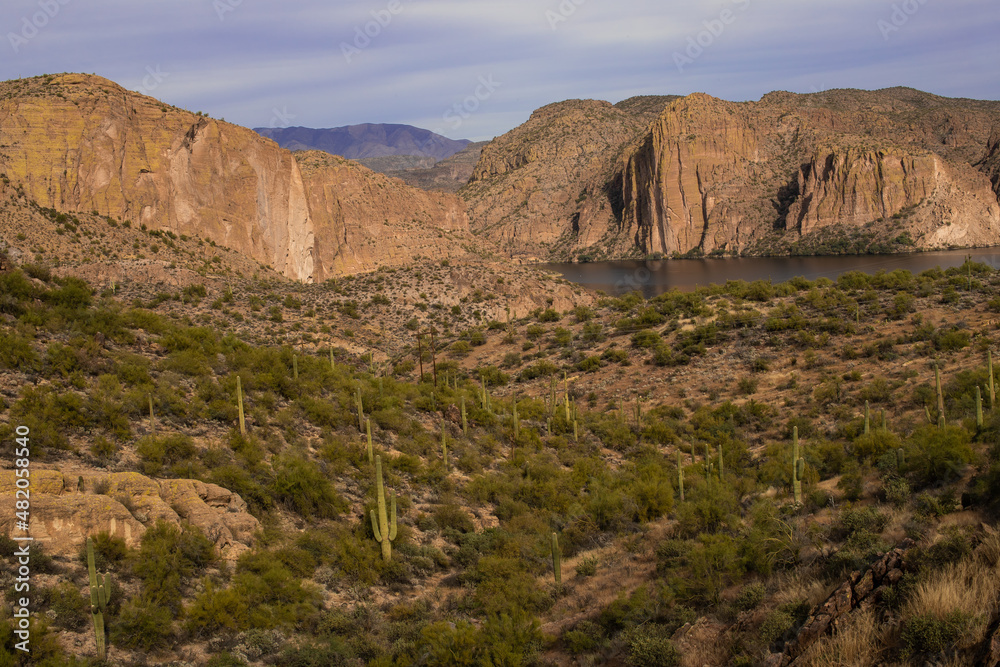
[1,0,998,142]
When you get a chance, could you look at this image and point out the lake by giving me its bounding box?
[539,248,1000,297]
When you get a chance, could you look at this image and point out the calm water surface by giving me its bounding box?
[539,249,1000,297]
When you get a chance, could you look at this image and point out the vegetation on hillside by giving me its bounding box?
[1,252,999,665]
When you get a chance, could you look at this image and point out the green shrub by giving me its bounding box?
[134,521,216,612]
[136,433,198,476]
[112,596,175,651]
[905,425,975,489]
[623,625,680,666]
[733,581,766,611]
[271,455,346,519]
[900,611,970,656]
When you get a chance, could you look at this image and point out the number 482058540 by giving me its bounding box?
[14,426,30,523]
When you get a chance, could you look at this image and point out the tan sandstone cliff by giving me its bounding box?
[464,88,1000,259]
[0,73,472,281]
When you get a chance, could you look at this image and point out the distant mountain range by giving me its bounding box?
[253,123,471,161]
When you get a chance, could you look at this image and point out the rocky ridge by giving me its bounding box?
[0,74,476,282]
[463,88,1000,261]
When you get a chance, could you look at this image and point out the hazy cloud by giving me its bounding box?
[1,0,996,140]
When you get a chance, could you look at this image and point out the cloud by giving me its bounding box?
[0,0,996,139]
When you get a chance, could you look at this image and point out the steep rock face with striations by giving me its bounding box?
[295,151,470,276]
[464,87,1000,260]
[0,74,471,281]
[461,99,662,259]
[615,89,1000,256]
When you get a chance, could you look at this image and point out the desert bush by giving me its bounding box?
[904,425,975,489]
[271,455,346,519]
[622,625,681,666]
[134,521,216,612]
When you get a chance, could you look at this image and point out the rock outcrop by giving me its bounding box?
[462,99,655,259]
[463,87,1000,260]
[767,542,912,666]
[0,470,259,560]
[0,74,473,282]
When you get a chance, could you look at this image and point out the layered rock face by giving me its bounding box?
[465,87,1000,259]
[0,470,259,560]
[0,74,471,281]
[462,99,656,258]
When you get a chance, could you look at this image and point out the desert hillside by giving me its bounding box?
[3,202,1000,664]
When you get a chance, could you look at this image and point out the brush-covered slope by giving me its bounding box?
[463,88,1000,260]
[0,74,473,281]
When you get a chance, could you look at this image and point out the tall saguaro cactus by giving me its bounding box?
[356,386,365,432]
[236,375,246,436]
[792,426,804,504]
[864,400,870,435]
[461,396,468,436]
[370,456,397,562]
[551,533,562,586]
[87,537,111,661]
[977,386,984,429]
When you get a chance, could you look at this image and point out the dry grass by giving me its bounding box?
[902,557,998,648]
[797,608,880,667]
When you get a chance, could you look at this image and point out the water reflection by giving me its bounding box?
[539,249,1000,297]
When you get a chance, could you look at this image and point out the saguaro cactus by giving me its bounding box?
[366,418,374,463]
[461,396,468,436]
[330,347,336,371]
[292,354,299,381]
[87,537,111,661]
[564,373,571,422]
[717,444,724,480]
[864,400,870,436]
[792,426,804,504]
[551,533,562,586]
[370,456,397,562]
[512,397,520,440]
[977,386,984,429]
[236,375,246,436]
[356,386,365,432]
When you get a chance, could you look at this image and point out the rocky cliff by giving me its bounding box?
[461,99,656,259]
[463,88,1000,259]
[0,74,473,281]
